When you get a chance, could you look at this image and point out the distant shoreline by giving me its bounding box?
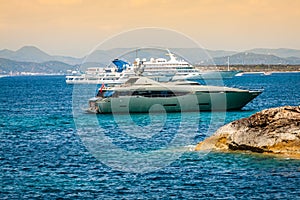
[196,64,300,72]
[1,65,299,77]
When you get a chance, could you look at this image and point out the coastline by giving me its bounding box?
[196,64,300,73]
[2,65,299,77]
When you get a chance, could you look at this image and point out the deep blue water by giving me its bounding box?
[0,73,300,199]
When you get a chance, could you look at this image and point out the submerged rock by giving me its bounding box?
[195,106,300,158]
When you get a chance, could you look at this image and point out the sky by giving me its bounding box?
[0,0,300,57]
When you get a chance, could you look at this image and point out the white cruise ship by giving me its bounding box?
[65,50,240,85]
[132,51,202,81]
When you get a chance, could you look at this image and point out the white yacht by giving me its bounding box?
[88,77,262,113]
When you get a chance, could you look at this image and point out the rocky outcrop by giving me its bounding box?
[195,106,300,158]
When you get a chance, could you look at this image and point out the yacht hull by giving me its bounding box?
[95,91,261,113]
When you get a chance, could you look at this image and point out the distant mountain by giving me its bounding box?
[285,56,300,64]
[0,46,82,65]
[1,46,300,74]
[170,48,237,63]
[78,47,300,66]
[0,58,77,74]
[11,46,51,62]
[0,49,14,58]
[208,52,300,65]
[246,48,300,58]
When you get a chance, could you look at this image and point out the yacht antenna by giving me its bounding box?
[166,49,176,61]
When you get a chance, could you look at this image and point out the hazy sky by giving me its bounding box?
[1,0,300,57]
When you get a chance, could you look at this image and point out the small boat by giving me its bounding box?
[236,72,271,76]
[0,75,8,78]
[88,77,262,113]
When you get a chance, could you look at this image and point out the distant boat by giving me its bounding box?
[87,77,262,113]
[236,72,271,76]
[0,75,8,78]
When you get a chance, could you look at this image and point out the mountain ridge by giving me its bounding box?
[1,46,300,75]
[0,57,77,74]
[1,46,300,64]
[0,46,82,65]
[245,48,300,58]
[208,52,299,65]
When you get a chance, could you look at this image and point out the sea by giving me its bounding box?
[0,73,300,199]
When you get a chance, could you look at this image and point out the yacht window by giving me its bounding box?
[131,90,181,98]
[125,78,139,84]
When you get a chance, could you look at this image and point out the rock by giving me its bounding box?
[195,106,300,158]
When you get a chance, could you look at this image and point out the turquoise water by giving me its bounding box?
[0,73,300,198]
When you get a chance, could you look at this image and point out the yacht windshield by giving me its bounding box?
[97,90,115,97]
[104,91,115,97]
